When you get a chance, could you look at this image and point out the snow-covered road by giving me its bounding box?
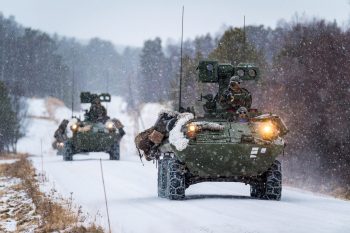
[18,97,350,233]
[30,153,350,233]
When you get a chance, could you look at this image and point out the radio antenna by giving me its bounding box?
[243,15,246,61]
[71,58,75,118]
[178,6,184,111]
[106,70,109,111]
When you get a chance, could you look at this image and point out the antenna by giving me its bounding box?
[243,15,246,60]
[106,70,109,111]
[243,16,246,45]
[243,16,246,61]
[71,60,75,118]
[178,6,184,111]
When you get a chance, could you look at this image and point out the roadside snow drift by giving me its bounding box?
[17,97,350,233]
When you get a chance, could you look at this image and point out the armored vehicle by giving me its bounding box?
[136,60,288,201]
[59,92,125,161]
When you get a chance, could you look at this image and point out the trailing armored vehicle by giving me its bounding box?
[55,92,125,161]
[135,60,288,201]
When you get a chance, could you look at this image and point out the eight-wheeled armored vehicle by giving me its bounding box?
[136,60,288,201]
[56,92,125,161]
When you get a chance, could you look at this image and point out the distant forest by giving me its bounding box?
[0,13,349,196]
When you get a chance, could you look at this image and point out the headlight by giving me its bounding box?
[258,121,279,140]
[186,123,198,139]
[71,123,78,131]
[57,142,64,148]
[105,121,115,131]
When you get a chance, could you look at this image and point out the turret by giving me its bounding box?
[198,60,259,95]
[80,92,111,122]
[197,60,259,117]
[80,92,111,104]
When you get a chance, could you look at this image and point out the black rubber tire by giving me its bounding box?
[250,182,265,198]
[109,143,120,160]
[63,142,73,161]
[250,160,282,200]
[264,160,282,200]
[166,158,185,200]
[157,158,169,198]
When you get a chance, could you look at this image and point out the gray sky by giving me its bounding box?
[0,0,349,47]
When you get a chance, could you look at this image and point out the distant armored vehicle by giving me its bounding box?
[55,92,125,161]
[136,60,288,200]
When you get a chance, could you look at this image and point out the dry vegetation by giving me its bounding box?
[0,153,25,160]
[0,155,104,233]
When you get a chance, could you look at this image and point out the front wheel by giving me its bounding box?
[250,182,265,198]
[250,160,282,200]
[109,143,120,160]
[264,160,282,200]
[158,158,169,198]
[63,142,73,161]
[166,158,185,200]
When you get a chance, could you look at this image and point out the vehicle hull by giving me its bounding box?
[69,131,118,153]
[174,143,283,177]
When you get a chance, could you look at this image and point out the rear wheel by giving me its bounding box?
[158,158,169,198]
[166,158,185,200]
[63,142,73,161]
[109,143,120,160]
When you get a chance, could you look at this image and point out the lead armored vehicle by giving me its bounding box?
[136,60,288,200]
[58,92,125,161]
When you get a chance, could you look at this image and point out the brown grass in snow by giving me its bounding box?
[0,155,104,233]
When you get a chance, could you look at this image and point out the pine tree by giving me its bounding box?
[209,27,265,67]
[0,81,17,153]
[139,37,167,102]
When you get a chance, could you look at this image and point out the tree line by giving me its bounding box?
[0,13,349,195]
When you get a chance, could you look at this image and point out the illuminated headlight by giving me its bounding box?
[57,142,64,148]
[186,123,198,139]
[105,121,115,131]
[71,123,78,131]
[258,121,279,140]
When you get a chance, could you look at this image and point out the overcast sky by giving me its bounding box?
[0,0,349,47]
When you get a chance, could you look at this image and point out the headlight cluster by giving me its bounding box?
[105,121,116,132]
[57,142,64,148]
[257,121,279,140]
[70,123,78,132]
[186,123,199,139]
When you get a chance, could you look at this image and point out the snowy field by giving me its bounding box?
[18,97,350,233]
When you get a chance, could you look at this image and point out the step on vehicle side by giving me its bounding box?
[56,92,125,161]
